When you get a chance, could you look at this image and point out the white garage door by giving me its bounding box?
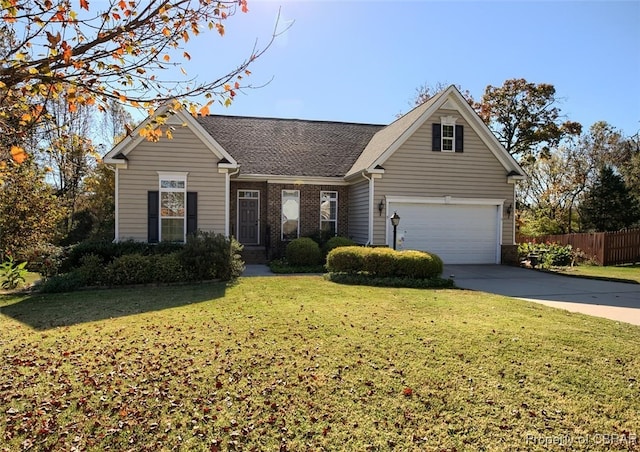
[388,202,500,264]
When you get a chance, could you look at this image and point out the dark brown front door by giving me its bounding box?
[238,191,259,245]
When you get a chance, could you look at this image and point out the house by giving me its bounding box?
[104,85,525,264]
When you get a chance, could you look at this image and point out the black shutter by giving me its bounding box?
[187,192,197,235]
[455,125,464,153]
[432,123,441,151]
[148,191,159,243]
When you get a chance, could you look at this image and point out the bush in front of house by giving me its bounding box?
[106,254,155,286]
[324,246,364,274]
[60,240,185,273]
[362,247,397,276]
[39,231,244,292]
[179,231,244,281]
[327,246,443,279]
[395,249,444,279]
[285,237,322,266]
[322,236,356,257]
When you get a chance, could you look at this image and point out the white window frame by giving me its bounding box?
[158,172,188,243]
[281,189,300,241]
[441,116,457,153]
[320,191,338,236]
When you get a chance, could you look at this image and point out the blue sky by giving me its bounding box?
[168,0,640,136]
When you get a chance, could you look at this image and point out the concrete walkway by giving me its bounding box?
[241,264,275,277]
[444,265,640,326]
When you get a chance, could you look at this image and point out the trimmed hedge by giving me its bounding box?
[286,238,322,266]
[326,246,443,279]
[322,236,356,257]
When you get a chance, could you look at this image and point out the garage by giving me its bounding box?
[387,199,501,264]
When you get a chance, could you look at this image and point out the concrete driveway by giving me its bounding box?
[444,265,640,326]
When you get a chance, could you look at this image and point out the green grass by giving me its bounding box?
[1,277,639,451]
[556,264,640,284]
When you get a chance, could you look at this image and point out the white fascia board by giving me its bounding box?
[507,174,527,184]
[369,86,526,178]
[368,87,456,172]
[385,195,506,206]
[344,168,384,183]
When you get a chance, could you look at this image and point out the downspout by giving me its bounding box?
[361,171,374,246]
[225,167,240,237]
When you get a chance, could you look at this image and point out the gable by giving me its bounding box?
[103,106,237,169]
[384,108,509,181]
[346,86,525,180]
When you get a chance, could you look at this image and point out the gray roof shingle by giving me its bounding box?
[195,115,384,178]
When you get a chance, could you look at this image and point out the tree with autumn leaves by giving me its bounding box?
[0,0,280,258]
[0,0,274,168]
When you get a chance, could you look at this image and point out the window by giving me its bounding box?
[160,174,187,242]
[442,124,454,151]
[432,117,464,153]
[281,189,300,240]
[320,191,338,236]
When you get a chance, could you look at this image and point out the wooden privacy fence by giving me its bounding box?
[517,230,640,266]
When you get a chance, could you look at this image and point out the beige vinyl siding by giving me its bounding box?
[117,126,226,241]
[348,179,370,244]
[372,107,515,245]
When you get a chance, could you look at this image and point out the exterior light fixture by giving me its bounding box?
[378,199,385,216]
[390,211,400,250]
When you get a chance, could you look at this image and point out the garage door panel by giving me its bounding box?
[389,202,498,264]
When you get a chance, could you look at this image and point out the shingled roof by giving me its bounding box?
[195,115,384,178]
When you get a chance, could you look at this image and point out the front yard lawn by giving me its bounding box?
[1,277,639,451]
[555,264,640,284]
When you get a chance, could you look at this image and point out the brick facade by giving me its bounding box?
[230,181,349,258]
[229,181,268,244]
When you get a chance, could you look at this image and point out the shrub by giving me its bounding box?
[304,229,335,250]
[322,236,356,257]
[395,250,444,279]
[518,241,574,268]
[38,271,88,293]
[106,254,154,286]
[327,246,443,279]
[363,247,397,277]
[61,240,185,273]
[18,243,64,278]
[269,258,326,274]
[179,231,244,281]
[1,256,27,290]
[286,238,322,267]
[153,253,187,283]
[76,254,105,286]
[326,246,365,274]
[62,241,145,272]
